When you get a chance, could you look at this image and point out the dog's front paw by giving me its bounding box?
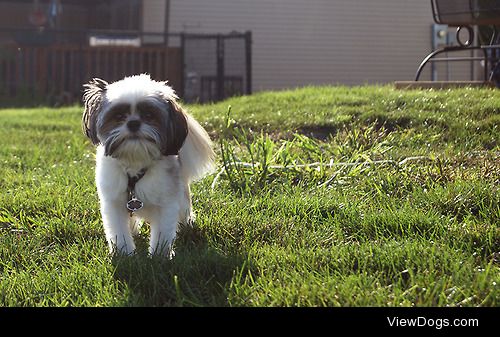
[148,245,175,259]
[108,235,136,256]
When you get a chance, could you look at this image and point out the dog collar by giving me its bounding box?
[126,169,147,215]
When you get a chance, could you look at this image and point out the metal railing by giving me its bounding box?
[415,0,500,83]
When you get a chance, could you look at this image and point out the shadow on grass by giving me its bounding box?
[111,224,248,307]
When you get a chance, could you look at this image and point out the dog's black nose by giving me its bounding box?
[127,120,141,132]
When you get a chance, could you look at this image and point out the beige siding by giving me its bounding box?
[168,0,481,91]
[142,0,167,44]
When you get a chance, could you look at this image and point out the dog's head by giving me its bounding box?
[82,74,188,161]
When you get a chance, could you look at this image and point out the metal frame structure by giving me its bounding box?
[181,32,252,103]
[415,0,500,82]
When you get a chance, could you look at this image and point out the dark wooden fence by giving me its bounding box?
[0,30,252,105]
[0,44,182,105]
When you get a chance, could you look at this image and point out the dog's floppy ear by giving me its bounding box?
[82,78,108,144]
[161,100,188,156]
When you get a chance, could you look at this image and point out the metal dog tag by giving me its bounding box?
[127,196,144,212]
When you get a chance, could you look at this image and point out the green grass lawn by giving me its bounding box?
[0,85,498,306]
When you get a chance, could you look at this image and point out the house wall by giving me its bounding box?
[168,0,441,91]
[142,0,167,44]
[0,0,480,90]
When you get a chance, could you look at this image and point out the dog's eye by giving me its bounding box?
[108,104,131,122]
[115,112,127,121]
[141,111,153,120]
[137,102,160,120]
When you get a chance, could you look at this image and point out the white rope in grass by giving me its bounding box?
[210,156,432,190]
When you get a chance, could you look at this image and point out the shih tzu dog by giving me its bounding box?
[82,74,215,256]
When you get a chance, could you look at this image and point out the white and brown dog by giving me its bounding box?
[82,74,214,256]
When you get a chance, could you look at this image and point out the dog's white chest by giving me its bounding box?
[127,159,181,208]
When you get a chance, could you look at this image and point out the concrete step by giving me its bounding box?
[394,81,495,90]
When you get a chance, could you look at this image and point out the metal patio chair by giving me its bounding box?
[415,0,500,85]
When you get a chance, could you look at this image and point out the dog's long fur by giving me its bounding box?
[82,74,214,256]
